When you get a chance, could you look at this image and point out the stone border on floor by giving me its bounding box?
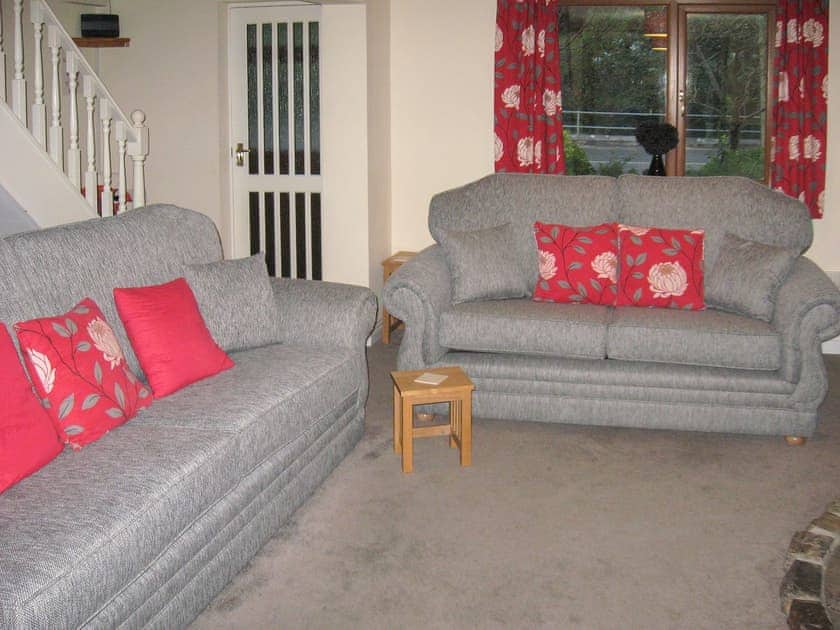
[781,499,840,629]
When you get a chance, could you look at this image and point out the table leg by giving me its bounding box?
[393,384,401,453]
[449,400,457,448]
[460,394,472,467]
[401,397,414,473]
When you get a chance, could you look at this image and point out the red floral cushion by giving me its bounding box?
[616,225,705,310]
[533,222,618,305]
[15,298,152,449]
[0,324,64,493]
[114,278,234,398]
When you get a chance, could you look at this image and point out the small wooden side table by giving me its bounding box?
[381,251,416,344]
[390,366,474,473]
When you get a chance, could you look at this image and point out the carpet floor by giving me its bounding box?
[191,336,840,629]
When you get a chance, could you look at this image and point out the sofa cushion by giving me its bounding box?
[440,299,609,360]
[532,222,618,305]
[185,254,283,352]
[114,278,234,398]
[607,307,780,370]
[15,298,152,449]
[705,233,798,322]
[437,223,530,304]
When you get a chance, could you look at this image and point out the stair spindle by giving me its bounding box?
[66,52,80,188]
[12,0,27,124]
[47,24,63,168]
[129,109,148,208]
[100,100,114,217]
[116,120,128,213]
[30,1,46,148]
[0,0,7,98]
[83,75,97,209]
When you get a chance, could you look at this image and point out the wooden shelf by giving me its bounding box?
[72,37,130,48]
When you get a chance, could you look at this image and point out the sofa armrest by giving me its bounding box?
[271,278,377,351]
[382,245,452,369]
[772,257,840,403]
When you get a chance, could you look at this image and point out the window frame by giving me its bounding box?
[558,0,776,179]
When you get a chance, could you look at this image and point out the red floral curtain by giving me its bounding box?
[770,0,828,218]
[494,0,565,174]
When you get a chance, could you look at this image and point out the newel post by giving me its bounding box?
[129,109,148,208]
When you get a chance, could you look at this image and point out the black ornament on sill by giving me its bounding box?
[635,121,679,176]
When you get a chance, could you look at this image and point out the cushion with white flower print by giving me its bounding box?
[15,298,152,449]
[533,222,618,306]
[616,225,705,310]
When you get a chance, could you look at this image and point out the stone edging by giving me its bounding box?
[781,499,840,628]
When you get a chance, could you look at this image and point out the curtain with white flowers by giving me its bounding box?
[494,0,566,173]
[770,0,828,218]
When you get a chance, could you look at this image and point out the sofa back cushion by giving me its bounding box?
[429,174,619,295]
[0,205,223,378]
[616,174,812,269]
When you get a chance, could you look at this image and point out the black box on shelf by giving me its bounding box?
[81,14,119,39]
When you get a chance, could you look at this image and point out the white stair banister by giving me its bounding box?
[0,0,7,98]
[30,0,46,148]
[129,109,148,208]
[66,51,80,188]
[47,23,63,168]
[12,0,26,124]
[100,100,113,217]
[116,120,128,213]
[83,74,97,209]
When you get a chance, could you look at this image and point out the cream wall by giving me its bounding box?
[388,1,840,279]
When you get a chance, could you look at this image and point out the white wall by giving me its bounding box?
[0,183,38,235]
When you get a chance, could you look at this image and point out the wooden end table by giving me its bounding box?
[381,251,416,344]
[390,366,474,473]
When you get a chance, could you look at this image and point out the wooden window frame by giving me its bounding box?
[559,0,776,178]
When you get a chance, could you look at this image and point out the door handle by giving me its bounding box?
[233,142,249,167]
[679,90,686,116]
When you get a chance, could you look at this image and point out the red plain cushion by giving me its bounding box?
[0,324,63,493]
[533,222,618,305]
[114,278,234,398]
[616,224,705,310]
[15,298,152,449]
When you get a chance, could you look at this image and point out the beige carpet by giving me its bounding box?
[191,336,840,629]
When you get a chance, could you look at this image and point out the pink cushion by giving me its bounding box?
[0,324,63,493]
[533,222,618,305]
[114,278,234,398]
[616,225,705,310]
[14,298,151,450]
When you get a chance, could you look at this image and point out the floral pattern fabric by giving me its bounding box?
[15,298,151,449]
[616,225,705,310]
[533,222,618,305]
[494,0,565,173]
[770,0,828,218]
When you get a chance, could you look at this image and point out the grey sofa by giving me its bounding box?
[382,173,840,441]
[0,206,376,628]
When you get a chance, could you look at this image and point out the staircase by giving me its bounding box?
[0,0,147,228]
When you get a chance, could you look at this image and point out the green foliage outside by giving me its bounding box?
[687,146,765,180]
[563,131,594,175]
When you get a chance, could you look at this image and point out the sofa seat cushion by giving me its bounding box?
[607,307,780,370]
[139,343,361,475]
[440,299,609,359]
[0,422,242,629]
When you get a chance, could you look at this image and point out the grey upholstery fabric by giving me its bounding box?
[429,174,617,292]
[0,205,222,377]
[185,254,282,352]
[705,233,799,322]
[607,306,780,370]
[437,223,530,304]
[384,173,840,438]
[616,174,812,269]
[0,207,375,629]
[440,300,609,359]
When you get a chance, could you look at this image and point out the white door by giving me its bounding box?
[228,4,322,279]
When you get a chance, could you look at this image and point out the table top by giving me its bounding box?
[391,366,474,396]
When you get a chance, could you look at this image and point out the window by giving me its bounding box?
[558,2,775,180]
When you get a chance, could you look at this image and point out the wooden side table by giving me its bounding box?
[390,366,474,473]
[381,251,416,344]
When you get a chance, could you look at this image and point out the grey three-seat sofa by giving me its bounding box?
[0,206,376,627]
[382,173,840,441]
